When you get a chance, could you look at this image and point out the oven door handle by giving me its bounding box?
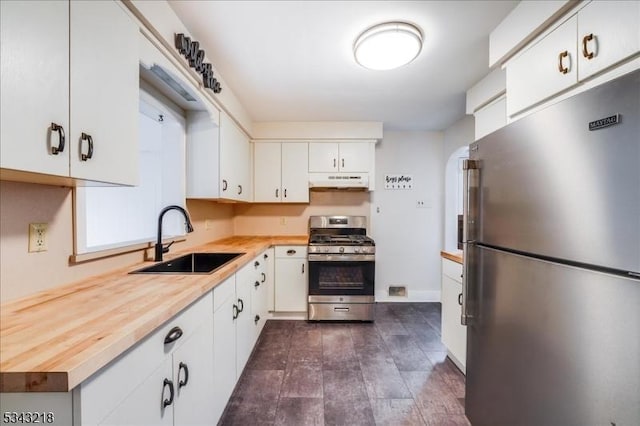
[308,254,375,262]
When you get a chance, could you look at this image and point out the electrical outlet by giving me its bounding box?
[416,200,426,208]
[205,220,213,230]
[280,217,287,226]
[29,223,48,252]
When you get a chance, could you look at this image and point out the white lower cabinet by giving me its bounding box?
[0,292,216,426]
[274,246,308,312]
[441,258,467,373]
[0,251,277,426]
[212,251,269,423]
[212,275,237,424]
[98,357,174,426]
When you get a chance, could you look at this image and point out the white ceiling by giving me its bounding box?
[169,1,518,131]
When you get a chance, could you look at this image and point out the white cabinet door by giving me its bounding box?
[507,15,578,117]
[69,0,138,185]
[186,111,220,199]
[441,259,466,372]
[254,142,282,202]
[235,263,255,375]
[577,1,640,81]
[99,357,174,426]
[0,0,69,177]
[275,247,308,312]
[263,249,276,312]
[281,142,309,202]
[338,142,371,172]
[308,142,339,172]
[219,112,251,201]
[212,277,237,423]
[172,321,215,426]
[275,258,308,311]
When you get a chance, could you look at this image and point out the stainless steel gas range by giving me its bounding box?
[307,215,375,321]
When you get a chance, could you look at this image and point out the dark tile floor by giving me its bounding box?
[219,303,471,426]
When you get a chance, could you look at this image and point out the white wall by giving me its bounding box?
[443,116,474,252]
[370,131,444,302]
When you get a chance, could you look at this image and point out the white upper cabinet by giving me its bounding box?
[577,1,640,81]
[308,142,371,173]
[219,112,252,202]
[1,0,69,178]
[187,110,252,202]
[69,0,139,185]
[507,15,578,117]
[505,1,640,118]
[253,142,309,203]
[0,0,138,186]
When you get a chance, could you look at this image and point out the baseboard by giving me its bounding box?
[375,289,441,303]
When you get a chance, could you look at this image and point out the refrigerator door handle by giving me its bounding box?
[462,158,480,326]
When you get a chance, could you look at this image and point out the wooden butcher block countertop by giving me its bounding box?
[441,250,463,264]
[0,235,308,393]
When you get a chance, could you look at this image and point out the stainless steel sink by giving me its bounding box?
[130,252,244,274]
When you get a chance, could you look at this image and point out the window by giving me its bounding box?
[74,88,187,255]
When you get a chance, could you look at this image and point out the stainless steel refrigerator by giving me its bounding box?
[462,69,639,426]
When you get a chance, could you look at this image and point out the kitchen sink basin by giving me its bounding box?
[130,252,244,274]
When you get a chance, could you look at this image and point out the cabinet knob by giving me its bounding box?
[582,33,595,60]
[558,50,569,74]
[254,280,260,288]
[254,314,260,325]
[50,123,65,155]
[80,132,93,161]
[254,261,260,267]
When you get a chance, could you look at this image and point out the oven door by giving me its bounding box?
[307,254,375,297]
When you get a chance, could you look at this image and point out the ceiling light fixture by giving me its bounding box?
[354,21,423,71]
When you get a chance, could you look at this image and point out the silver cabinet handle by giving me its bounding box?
[461,158,480,326]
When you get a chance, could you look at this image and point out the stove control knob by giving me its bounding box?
[324,247,329,253]
[354,247,360,253]
[339,247,345,253]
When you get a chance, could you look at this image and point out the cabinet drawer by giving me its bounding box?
[79,291,213,425]
[442,258,463,283]
[275,245,308,258]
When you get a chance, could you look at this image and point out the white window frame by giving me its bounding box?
[73,87,188,256]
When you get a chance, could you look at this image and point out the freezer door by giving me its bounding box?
[465,246,640,426]
[470,70,640,273]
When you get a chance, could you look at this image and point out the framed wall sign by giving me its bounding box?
[384,174,413,189]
